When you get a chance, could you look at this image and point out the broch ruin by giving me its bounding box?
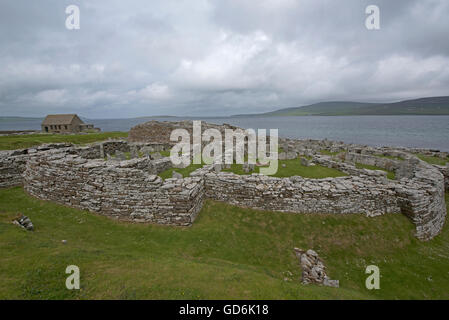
[1,120,447,242]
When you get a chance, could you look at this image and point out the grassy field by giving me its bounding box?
[222,158,347,179]
[1,187,448,299]
[0,132,128,150]
[355,163,396,180]
[158,157,347,180]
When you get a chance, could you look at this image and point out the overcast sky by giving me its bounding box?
[0,0,448,118]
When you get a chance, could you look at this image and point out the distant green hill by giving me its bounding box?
[356,97,449,115]
[234,96,449,117]
[264,101,380,116]
[0,116,43,122]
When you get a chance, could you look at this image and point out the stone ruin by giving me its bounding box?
[294,248,339,288]
[13,214,34,231]
[0,120,447,241]
[128,120,240,144]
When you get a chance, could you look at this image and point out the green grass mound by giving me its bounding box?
[2,187,448,299]
[158,163,204,180]
[416,154,449,166]
[0,132,128,151]
[223,158,347,179]
[355,163,396,180]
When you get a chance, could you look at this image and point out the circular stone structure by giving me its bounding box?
[23,141,204,226]
[0,121,446,241]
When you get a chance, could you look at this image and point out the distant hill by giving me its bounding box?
[0,116,43,122]
[233,96,449,117]
[263,101,380,116]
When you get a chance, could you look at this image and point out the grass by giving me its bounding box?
[355,163,396,180]
[158,163,205,180]
[0,132,128,150]
[416,154,449,166]
[0,187,448,299]
[223,158,347,179]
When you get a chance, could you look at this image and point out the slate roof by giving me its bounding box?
[41,114,83,125]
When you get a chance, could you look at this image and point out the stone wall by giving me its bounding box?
[23,149,203,226]
[0,141,136,188]
[0,150,28,188]
[312,155,388,178]
[434,165,449,192]
[1,130,447,241]
[343,152,403,172]
[394,159,447,240]
[128,120,240,144]
[204,172,400,217]
[0,144,71,188]
[101,140,130,157]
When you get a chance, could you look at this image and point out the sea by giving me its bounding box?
[1,115,449,151]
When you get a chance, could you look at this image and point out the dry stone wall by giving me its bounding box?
[393,159,447,240]
[312,155,388,178]
[343,152,402,172]
[23,148,203,226]
[0,144,71,188]
[434,165,449,192]
[204,172,400,216]
[0,150,28,188]
[0,123,447,240]
[128,120,240,144]
[254,140,447,240]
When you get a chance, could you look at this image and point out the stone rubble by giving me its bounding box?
[300,157,311,167]
[294,248,339,288]
[115,150,127,161]
[13,214,34,231]
[172,171,183,179]
[279,152,298,160]
[242,163,255,173]
[150,152,163,160]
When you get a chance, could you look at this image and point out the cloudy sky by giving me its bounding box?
[0,0,448,118]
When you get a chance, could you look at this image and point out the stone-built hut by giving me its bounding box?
[41,114,100,133]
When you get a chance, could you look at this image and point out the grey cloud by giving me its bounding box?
[0,0,448,118]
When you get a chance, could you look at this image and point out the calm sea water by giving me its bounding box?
[2,116,449,151]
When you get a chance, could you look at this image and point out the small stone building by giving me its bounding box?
[41,114,100,133]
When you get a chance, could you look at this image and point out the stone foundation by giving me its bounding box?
[23,146,202,226]
[204,173,400,216]
[0,144,72,188]
[128,120,240,144]
[0,123,447,240]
